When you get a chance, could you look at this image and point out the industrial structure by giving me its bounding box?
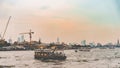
[20,29,34,46]
[0,16,11,46]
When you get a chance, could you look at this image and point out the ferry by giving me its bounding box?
[34,49,67,60]
[75,45,91,52]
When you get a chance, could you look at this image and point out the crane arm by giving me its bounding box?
[20,32,29,34]
[2,16,11,39]
[19,32,34,35]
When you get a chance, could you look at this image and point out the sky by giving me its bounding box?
[0,0,120,44]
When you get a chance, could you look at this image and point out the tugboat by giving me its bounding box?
[34,48,67,61]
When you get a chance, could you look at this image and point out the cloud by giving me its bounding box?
[40,6,49,10]
[0,0,120,43]
[0,0,17,6]
[0,0,5,4]
[70,0,119,25]
[115,0,120,15]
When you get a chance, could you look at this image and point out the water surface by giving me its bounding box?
[0,49,120,68]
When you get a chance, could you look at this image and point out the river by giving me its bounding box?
[1,48,120,68]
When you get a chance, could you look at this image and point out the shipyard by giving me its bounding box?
[1,0,120,68]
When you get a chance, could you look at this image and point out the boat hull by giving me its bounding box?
[34,55,66,60]
[34,49,67,61]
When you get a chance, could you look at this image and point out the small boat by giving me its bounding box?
[34,49,67,60]
[79,46,91,52]
[75,49,78,52]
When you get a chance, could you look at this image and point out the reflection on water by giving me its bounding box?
[0,48,120,68]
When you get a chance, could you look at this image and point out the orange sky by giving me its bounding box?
[0,0,120,44]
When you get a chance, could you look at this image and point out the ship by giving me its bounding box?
[34,48,67,61]
[79,45,91,51]
[75,45,91,52]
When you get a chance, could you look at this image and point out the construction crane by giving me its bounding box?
[0,16,11,46]
[20,29,34,45]
[1,16,11,40]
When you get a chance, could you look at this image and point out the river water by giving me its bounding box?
[1,48,120,68]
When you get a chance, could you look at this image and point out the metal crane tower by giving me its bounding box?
[20,29,34,45]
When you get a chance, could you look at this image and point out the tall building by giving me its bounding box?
[8,38,12,44]
[81,40,86,46]
[0,34,1,39]
[57,37,60,44]
[17,37,20,43]
[117,39,120,46]
[21,35,25,42]
[38,38,41,44]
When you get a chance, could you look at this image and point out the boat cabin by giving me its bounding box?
[34,49,66,60]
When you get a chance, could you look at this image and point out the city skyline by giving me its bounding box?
[0,0,120,44]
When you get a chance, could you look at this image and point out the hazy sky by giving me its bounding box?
[0,0,120,44]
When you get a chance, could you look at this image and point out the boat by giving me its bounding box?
[79,46,91,52]
[34,49,67,60]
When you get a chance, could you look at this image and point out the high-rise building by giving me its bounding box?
[117,39,120,46]
[81,40,86,46]
[57,37,60,44]
[8,38,12,44]
[17,37,20,43]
